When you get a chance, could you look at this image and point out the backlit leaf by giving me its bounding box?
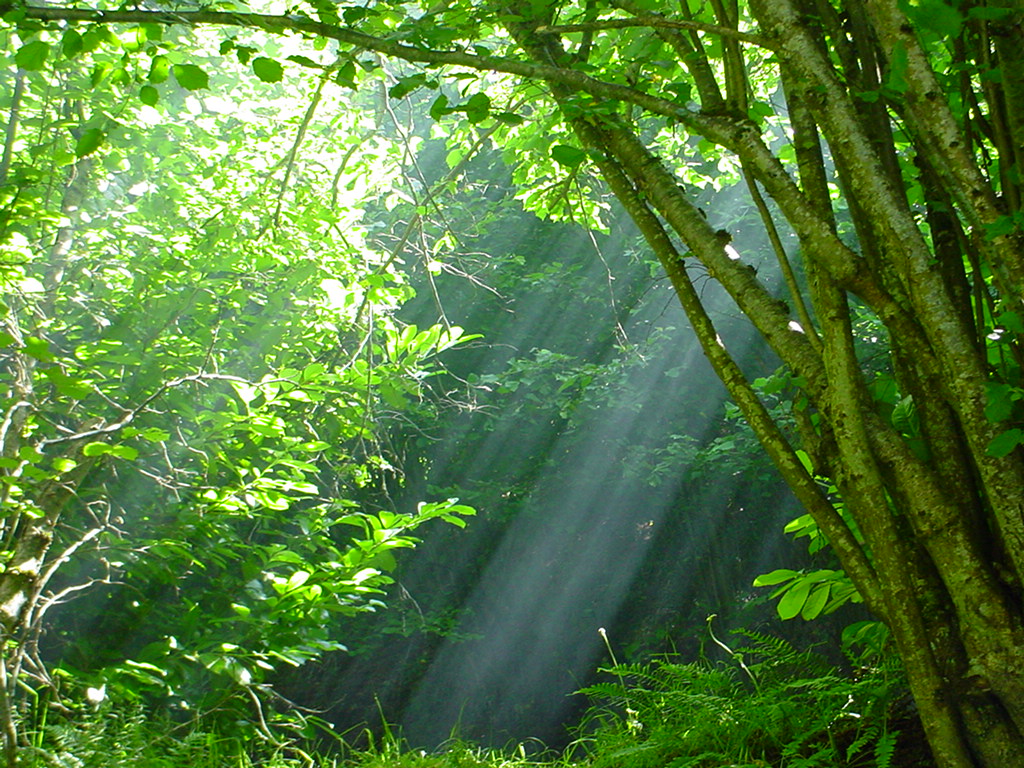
[24,337,54,361]
[62,30,83,58]
[139,85,159,106]
[15,40,49,71]
[149,54,171,83]
[172,63,209,91]
[801,584,830,620]
[252,57,284,83]
[75,128,106,158]
[753,568,799,587]
[777,579,812,620]
[109,445,139,461]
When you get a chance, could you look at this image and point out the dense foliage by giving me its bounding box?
[1,0,1023,766]
[0,21,476,766]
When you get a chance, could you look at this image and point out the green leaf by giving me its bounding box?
[90,63,113,88]
[287,570,311,590]
[794,449,815,475]
[23,337,54,361]
[221,656,252,685]
[172,64,209,91]
[883,42,909,95]
[142,23,163,42]
[270,550,305,565]
[120,27,148,51]
[776,579,812,620]
[75,128,106,158]
[909,0,963,37]
[429,93,450,121]
[985,382,1017,422]
[252,57,284,83]
[139,85,159,106]
[494,111,525,125]
[52,458,77,472]
[42,369,91,399]
[665,81,692,102]
[287,55,319,69]
[464,92,491,123]
[379,381,408,410]
[988,429,1024,458]
[302,362,326,380]
[551,144,588,167]
[967,6,1014,21]
[81,26,119,54]
[891,395,918,436]
[109,445,139,461]
[230,380,260,406]
[753,568,799,587]
[748,101,774,122]
[61,29,83,58]
[149,55,171,83]
[389,74,427,99]
[343,5,372,23]
[983,214,1020,241]
[17,446,43,463]
[996,310,1024,334]
[140,428,170,442]
[234,45,258,65]
[82,442,111,457]
[335,60,357,88]
[801,584,830,620]
[15,40,50,71]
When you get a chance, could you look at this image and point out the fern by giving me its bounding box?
[578,625,918,768]
[874,729,899,768]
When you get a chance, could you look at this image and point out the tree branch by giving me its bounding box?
[3,4,726,133]
[532,15,772,48]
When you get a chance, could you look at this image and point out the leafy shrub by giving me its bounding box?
[575,627,911,768]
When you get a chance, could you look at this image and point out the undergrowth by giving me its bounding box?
[21,626,925,768]
[21,702,334,768]
[575,625,913,768]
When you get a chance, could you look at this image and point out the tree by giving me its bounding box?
[3,0,1024,765]
[0,22,475,767]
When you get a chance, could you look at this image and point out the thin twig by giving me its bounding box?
[261,62,339,236]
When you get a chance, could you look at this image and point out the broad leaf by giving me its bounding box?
[252,57,284,83]
[15,40,49,71]
[172,63,209,91]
